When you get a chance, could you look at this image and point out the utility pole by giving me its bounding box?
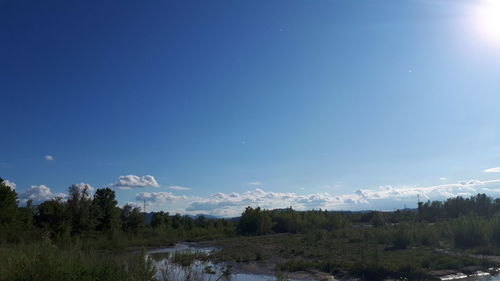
[417,194,423,213]
[143,198,147,224]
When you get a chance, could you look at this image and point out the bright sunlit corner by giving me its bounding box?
[1,1,500,281]
[473,0,500,45]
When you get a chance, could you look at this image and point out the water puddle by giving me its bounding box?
[147,243,315,281]
[440,269,500,281]
[148,244,500,281]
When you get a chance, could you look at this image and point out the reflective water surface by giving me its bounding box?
[147,243,314,281]
[147,243,500,281]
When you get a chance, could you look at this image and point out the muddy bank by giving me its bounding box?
[149,241,342,281]
[195,239,349,281]
[196,237,500,281]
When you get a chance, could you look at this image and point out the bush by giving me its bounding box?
[392,228,412,249]
[0,242,155,281]
[490,216,500,246]
[453,215,488,249]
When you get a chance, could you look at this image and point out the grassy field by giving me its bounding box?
[0,229,497,281]
[0,241,155,281]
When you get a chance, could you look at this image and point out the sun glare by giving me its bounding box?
[474,0,500,45]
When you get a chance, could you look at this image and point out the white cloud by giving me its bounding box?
[20,185,67,204]
[70,182,95,194]
[168,185,190,191]
[249,182,262,186]
[45,155,54,161]
[184,188,351,217]
[128,178,500,217]
[484,167,500,173]
[440,177,448,181]
[112,175,160,189]
[3,180,16,190]
[136,191,188,204]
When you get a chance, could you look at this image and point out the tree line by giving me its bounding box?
[0,178,233,244]
[417,193,500,221]
[237,206,352,235]
[5,176,500,250]
[236,194,500,238]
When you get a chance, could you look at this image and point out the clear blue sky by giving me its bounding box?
[1,0,500,216]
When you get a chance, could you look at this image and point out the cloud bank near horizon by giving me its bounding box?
[134,179,500,217]
[485,167,500,173]
[10,175,500,217]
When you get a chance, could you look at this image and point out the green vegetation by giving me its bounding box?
[171,250,211,267]
[224,195,500,280]
[238,206,351,235]
[0,242,155,281]
[235,195,500,253]
[0,178,234,281]
[212,228,492,280]
[0,178,234,246]
[3,176,500,280]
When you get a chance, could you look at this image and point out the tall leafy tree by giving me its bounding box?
[171,213,182,229]
[36,197,70,239]
[121,204,145,234]
[0,178,18,225]
[93,188,119,233]
[151,211,170,230]
[238,207,273,235]
[67,184,95,235]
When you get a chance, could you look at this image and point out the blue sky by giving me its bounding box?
[1,0,500,216]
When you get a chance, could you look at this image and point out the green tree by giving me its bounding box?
[195,215,208,228]
[67,184,95,235]
[453,215,488,249]
[93,188,120,233]
[491,216,500,246]
[471,193,492,217]
[171,213,182,229]
[181,215,194,230]
[0,178,18,225]
[258,212,273,234]
[151,211,170,230]
[238,207,273,235]
[121,204,145,234]
[238,207,259,235]
[36,197,70,239]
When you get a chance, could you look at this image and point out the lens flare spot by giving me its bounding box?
[474,0,500,45]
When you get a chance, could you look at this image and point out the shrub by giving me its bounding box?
[453,215,488,249]
[392,229,412,249]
